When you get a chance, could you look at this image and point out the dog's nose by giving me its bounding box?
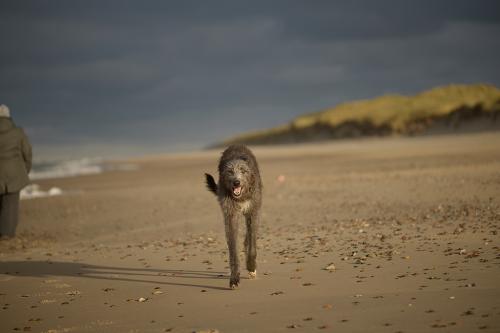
[233,180,240,187]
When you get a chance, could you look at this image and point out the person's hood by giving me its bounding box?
[0,117,14,133]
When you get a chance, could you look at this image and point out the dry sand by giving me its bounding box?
[1,132,500,332]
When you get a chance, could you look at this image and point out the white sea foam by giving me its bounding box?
[29,158,104,180]
[20,184,63,200]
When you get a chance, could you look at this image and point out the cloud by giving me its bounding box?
[0,1,499,159]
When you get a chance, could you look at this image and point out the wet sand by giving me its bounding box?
[1,132,500,332]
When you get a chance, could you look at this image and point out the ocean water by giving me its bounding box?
[20,158,137,200]
[29,158,105,180]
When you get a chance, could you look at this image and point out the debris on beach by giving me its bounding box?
[286,324,300,328]
[323,263,336,271]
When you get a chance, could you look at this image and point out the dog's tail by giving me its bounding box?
[205,173,218,195]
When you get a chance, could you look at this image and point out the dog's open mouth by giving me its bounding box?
[232,186,242,197]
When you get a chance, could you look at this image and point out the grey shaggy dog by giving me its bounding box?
[205,145,262,289]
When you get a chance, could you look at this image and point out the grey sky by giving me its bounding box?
[1,1,499,159]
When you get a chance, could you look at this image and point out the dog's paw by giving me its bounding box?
[229,279,239,289]
[248,270,257,279]
[229,273,240,289]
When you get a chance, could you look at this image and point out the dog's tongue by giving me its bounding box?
[233,186,241,195]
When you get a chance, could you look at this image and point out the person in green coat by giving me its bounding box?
[0,105,32,238]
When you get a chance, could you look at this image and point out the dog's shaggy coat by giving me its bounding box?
[205,145,262,289]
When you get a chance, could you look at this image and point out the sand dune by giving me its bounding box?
[1,132,499,332]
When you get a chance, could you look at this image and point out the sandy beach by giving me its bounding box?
[1,132,499,332]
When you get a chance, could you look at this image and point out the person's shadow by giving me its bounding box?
[0,260,231,291]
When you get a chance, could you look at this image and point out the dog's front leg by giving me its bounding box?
[245,211,258,278]
[224,211,240,289]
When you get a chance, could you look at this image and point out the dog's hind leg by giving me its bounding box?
[224,212,240,289]
[245,211,258,278]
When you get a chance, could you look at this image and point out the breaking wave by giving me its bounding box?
[29,158,105,180]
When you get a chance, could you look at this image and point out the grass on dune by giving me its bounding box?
[223,84,500,145]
